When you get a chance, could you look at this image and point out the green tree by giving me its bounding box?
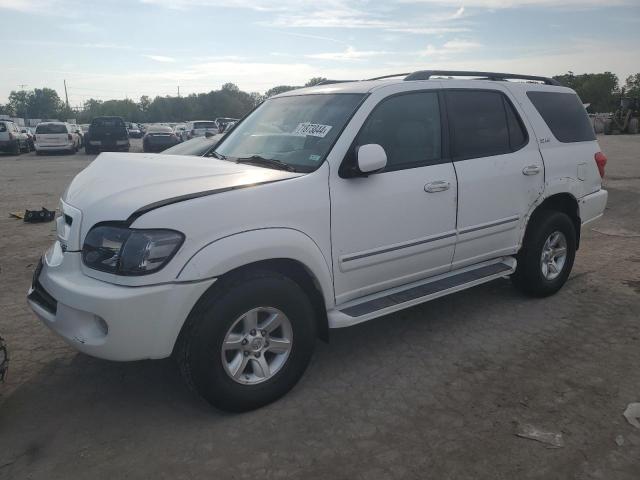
[264,85,299,98]
[624,73,640,98]
[305,77,327,87]
[8,90,30,118]
[0,103,15,116]
[28,88,63,118]
[553,72,619,112]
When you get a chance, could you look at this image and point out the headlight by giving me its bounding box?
[82,224,184,276]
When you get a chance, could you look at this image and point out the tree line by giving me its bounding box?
[1,74,638,123]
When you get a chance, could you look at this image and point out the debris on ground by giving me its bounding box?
[516,423,565,448]
[9,208,56,223]
[615,435,625,446]
[0,336,8,383]
[623,403,640,429]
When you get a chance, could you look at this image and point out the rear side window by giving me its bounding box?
[0,123,6,132]
[357,91,441,171]
[36,124,68,134]
[446,90,527,160]
[526,91,595,143]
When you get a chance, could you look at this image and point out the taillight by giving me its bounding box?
[594,152,607,178]
[67,133,73,141]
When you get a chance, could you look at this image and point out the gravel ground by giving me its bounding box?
[0,136,639,479]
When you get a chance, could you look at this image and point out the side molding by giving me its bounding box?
[177,228,335,308]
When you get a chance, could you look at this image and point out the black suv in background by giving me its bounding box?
[84,116,130,154]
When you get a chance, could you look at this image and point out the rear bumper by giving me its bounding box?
[35,143,74,151]
[88,139,130,151]
[580,189,608,225]
[27,246,215,361]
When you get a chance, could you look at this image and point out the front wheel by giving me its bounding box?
[512,211,576,297]
[176,270,317,412]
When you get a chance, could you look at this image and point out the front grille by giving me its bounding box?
[28,280,58,315]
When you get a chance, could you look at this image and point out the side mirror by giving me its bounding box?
[357,144,387,174]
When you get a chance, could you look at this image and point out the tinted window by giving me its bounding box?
[147,126,173,133]
[91,117,125,128]
[447,90,520,160]
[36,123,68,134]
[193,122,217,129]
[527,91,595,143]
[357,92,441,171]
[0,123,7,132]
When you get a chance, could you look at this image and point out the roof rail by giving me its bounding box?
[315,79,357,86]
[403,70,562,86]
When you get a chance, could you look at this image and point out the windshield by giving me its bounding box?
[215,93,365,172]
[163,136,220,156]
[36,123,67,134]
[193,122,217,130]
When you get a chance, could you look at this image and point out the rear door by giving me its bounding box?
[37,124,68,145]
[445,84,544,269]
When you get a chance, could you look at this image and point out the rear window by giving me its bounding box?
[36,123,68,134]
[526,91,595,143]
[91,118,125,128]
[193,122,216,129]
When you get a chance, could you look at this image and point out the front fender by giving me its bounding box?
[177,228,335,308]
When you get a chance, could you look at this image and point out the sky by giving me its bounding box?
[0,0,638,107]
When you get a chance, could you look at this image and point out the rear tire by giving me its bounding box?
[12,141,20,155]
[176,270,317,412]
[512,211,576,297]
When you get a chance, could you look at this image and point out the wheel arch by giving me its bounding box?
[176,228,334,342]
[520,192,581,250]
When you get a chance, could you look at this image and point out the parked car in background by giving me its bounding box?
[85,116,130,154]
[161,134,222,156]
[21,127,35,151]
[220,121,236,133]
[34,122,79,155]
[173,124,187,141]
[127,122,143,138]
[142,125,180,152]
[215,117,238,133]
[0,120,30,154]
[185,120,218,139]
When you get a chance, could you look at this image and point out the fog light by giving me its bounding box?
[94,315,108,336]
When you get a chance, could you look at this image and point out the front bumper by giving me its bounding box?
[27,243,215,361]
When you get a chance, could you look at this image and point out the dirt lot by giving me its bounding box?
[0,136,639,479]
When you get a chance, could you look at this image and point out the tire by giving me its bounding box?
[628,118,639,135]
[85,146,95,155]
[176,270,317,412]
[512,210,576,297]
[12,141,20,155]
[603,119,612,135]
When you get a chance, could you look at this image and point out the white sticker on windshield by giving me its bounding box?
[293,122,333,138]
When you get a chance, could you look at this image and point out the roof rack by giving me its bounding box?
[366,73,411,81]
[315,79,357,86]
[402,70,561,86]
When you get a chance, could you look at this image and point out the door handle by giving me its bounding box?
[424,181,451,193]
[522,165,541,176]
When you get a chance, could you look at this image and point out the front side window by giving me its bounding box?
[356,91,442,171]
[215,93,365,173]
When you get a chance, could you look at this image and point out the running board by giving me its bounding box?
[328,258,516,328]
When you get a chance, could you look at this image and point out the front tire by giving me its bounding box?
[177,270,317,412]
[512,211,576,297]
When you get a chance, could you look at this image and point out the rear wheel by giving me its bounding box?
[176,270,317,412]
[12,141,21,155]
[512,211,576,297]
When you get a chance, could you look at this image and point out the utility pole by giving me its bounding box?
[18,84,27,121]
[63,79,70,109]
[177,86,180,97]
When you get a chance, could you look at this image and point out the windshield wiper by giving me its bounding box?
[210,150,227,160]
[235,155,296,172]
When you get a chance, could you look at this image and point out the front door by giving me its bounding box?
[330,90,458,305]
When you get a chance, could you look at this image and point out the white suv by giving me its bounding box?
[28,71,608,412]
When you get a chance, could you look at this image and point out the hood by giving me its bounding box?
[63,152,302,231]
